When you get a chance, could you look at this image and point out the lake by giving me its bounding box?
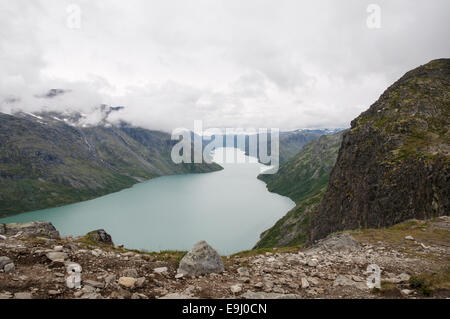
[0,148,295,254]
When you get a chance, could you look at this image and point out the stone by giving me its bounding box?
[14,292,32,299]
[104,274,116,286]
[401,289,414,295]
[237,267,250,277]
[0,222,60,239]
[86,229,114,246]
[118,277,137,288]
[333,275,368,290]
[177,241,224,276]
[153,267,168,274]
[135,277,146,288]
[317,233,361,253]
[175,273,184,279]
[230,284,243,293]
[84,279,104,289]
[301,277,310,289]
[121,268,139,278]
[307,259,318,267]
[405,235,414,241]
[53,245,64,252]
[81,292,102,299]
[48,290,61,295]
[0,292,12,299]
[3,262,15,273]
[0,256,13,269]
[46,251,68,262]
[254,282,264,288]
[241,291,301,299]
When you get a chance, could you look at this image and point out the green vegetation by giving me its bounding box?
[409,266,450,297]
[258,132,343,204]
[254,132,344,248]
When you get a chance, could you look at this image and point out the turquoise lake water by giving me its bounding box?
[0,148,295,254]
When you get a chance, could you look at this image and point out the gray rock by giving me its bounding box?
[301,277,310,289]
[333,275,368,290]
[14,292,32,299]
[46,251,68,262]
[241,291,301,299]
[0,256,12,268]
[230,284,243,293]
[237,267,250,277]
[135,277,146,288]
[317,233,360,253]
[177,241,224,276]
[84,279,104,289]
[153,267,168,274]
[0,292,12,299]
[0,222,59,239]
[86,229,114,246]
[4,262,15,273]
[121,268,139,278]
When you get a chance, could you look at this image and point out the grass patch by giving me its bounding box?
[409,266,450,297]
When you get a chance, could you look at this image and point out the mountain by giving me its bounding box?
[258,132,344,203]
[209,129,343,165]
[311,59,450,241]
[254,132,344,248]
[0,111,222,217]
[255,58,450,248]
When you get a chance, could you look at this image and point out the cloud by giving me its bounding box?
[0,0,449,131]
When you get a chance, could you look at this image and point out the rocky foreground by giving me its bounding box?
[1,217,449,299]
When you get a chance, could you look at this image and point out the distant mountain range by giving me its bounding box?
[0,110,222,217]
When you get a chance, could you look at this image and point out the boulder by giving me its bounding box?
[3,263,15,273]
[0,256,13,269]
[86,229,114,246]
[46,252,68,263]
[333,275,368,290]
[118,277,137,289]
[177,241,224,276]
[153,267,168,274]
[311,233,360,253]
[241,291,301,299]
[0,222,59,239]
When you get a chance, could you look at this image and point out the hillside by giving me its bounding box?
[0,112,222,217]
[312,59,450,241]
[254,132,343,248]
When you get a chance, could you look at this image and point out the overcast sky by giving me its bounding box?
[0,0,449,132]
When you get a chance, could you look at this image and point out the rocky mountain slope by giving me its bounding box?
[1,217,449,299]
[312,58,450,241]
[255,59,449,248]
[0,111,222,217]
[255,132,344,248]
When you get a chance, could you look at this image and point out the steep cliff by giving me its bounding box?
[312,59,450,241]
